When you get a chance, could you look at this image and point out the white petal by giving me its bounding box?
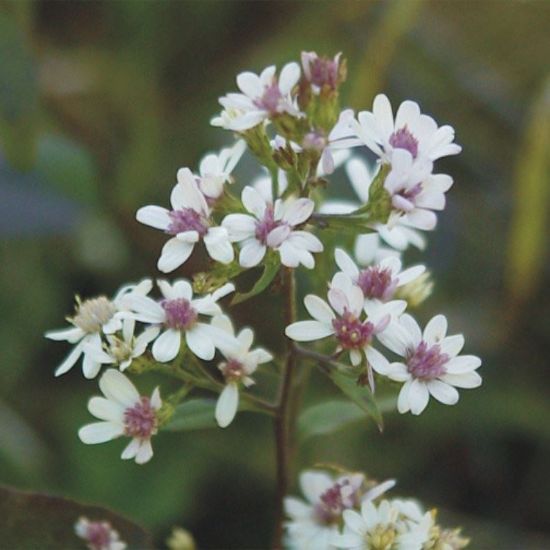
[171,279,194,300]
[342,509,367,536]
[186,324,215,360]
[304,295,335,323]
[204,227,234,264]
[373,94,394,141]
[239,239,266,268]
[441,371,482,389]
[285,320,333,342]
[157,238,194,273]
[133,326,161,357]
[222,213,256,242]
[79,422,123,444]
[136,205,171,230]
[423,314,448,344]
[282,198,314,226]
[394,100,421,131]
[82,353,102,379]
[237,71,263,98]
[440,334,464,357]
[445,355,482,374]
[408,379,430,415]
[242,186,267,218]
[126,295,165,323]
[175,169,208,212]
[215,383,240,428]
[121,438,140,460]
[45,326,84,343]
[152,329,181,363]
[396,264,425,286]
[397,381,412,414]
[54,342,84,377]
[334,248,360,278]
[345,158,372,203]
[99,369,140,407]
[88,397,124,422]
[300,471,333,503]
[366,347,391,375]
[134,439,154,464]
[278,62,301,95]
[427,380,459,405]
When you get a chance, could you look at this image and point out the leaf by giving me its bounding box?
[326,369,384,432]
[0,485,153,549]
[163,398,218,431]
[231,253,280,305]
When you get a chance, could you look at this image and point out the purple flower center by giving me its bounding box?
[84,522,113,550]
[356,267,397,301]
[254,80,283,114]
[392,182,423,212]
[307,57,339,89]
[314,478,360,525]
[123,396,157,439]
[162,298,198,330]
[332,310,375,350]
[389,125,419,158]
[255,205,284,244]
[221,359,245,383]
[167,208,208,237]
[407,340,449,381]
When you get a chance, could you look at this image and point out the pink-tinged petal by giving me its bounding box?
[441,371,482,389]
[300,471,333,503]
[408,379,430,415]
[423,314,448,344]
[304,295,335,323]
[327,287,349,316]
[427,380,459,405]
[285,320,334,342]
[157,238,194,273]
[79,422,123,444]
[242,185,267,218]
[215,383,239,428]
[239,239,266,268]
[152,329,181,363]
[236,71,263,98]
[286,231,323,252]
[266,225,292,248]
[136,205,171,230]
[278,62,301,95]
[282,198,314,226]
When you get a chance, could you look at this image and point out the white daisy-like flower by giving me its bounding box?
[83,318,160,372]
[78,369,161,465]
[75,516,127,550]
[334,248,425,305]
[372,314,482,415]
[210,314,273,428]
[198,139,246,200]
[285,273,406,367]
[284,470,365,550]
[222,184,323,269]
[136,168,234,273]
[45,280,153,379]
[125,279,235,362]
[212,62,302,132]
[347,94,462,165]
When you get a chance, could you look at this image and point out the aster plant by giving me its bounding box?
[46,51,481,549]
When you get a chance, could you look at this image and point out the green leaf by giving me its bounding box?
[298,400,365,439]
[326,370,384,432]
[0,485,152,549]
[163,398,218,431]
[231,253,280,305]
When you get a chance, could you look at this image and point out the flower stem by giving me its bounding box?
[273,268,297,549]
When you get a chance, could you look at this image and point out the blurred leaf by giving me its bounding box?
[164,398,218,432]
[326,370,384,431]
[0,12,38,169]
[231,253,280,305]
[0,485,153,549]
[505,76,550,308]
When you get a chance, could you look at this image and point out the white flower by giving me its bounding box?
[45,280,153,379]
[285,273,406,367]
[334,248,425,305]
[212,62,302,131]
[222,184,323,269]
[136,168,234,273]
[83,318,160,372]
[372,314,482,415]
[75,516,127,550]
[211,314,272,428]
[284,470,365,550]
[198,139,246,199]
[78,369,162,465]
[348,94,461,165]
[333,499,429,550]
[125,279,235,362]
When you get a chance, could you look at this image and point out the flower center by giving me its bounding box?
[356,267,397,301]
[389,125,419,158]
[302,131,327,151]
[407,340,449,381]
[84,521,113,550]
[109,337,133,364]
[71,297,116,333]
[167,208,209,237]
[220,359,245,383]
[123,396,157,439]
[332,310,374,350]
[254,80,283,114]
[392,182,423,212]
[161,298,198,330]
[255,205,284,244]
[308,57,339,89]
[366,525,398,550]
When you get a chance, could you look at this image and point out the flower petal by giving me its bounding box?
[152,329,181,363]
[79,422,123,444]
[285,320,333,342]
[136,205,171,230]
[215,383,239,428]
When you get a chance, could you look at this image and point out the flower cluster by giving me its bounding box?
[285,469,469,550]
[75,517,126,550]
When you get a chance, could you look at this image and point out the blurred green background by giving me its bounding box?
[1,1,549,548]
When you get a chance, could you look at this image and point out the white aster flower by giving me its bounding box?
[373,314,482,415]
[136,168,233,273]
[333,499,429,550]
[125,279,235,362]
[45,279,153,379]
[83,318,160,372]
[285,273,406,367]
[334,248,425,305]
[75,516,127,550]
[212,62,302,131]
[222,184,323,269]
[211,314,273,428]
[348,94,462,165]
[198,139,246,199]
[78,369,161,465]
